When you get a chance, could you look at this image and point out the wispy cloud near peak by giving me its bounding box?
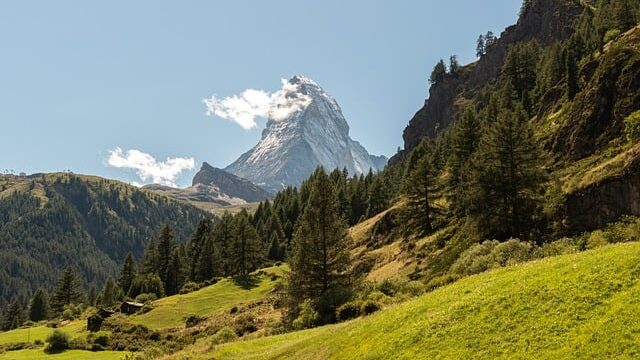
[106,148,195,188]
[202,78,312,130]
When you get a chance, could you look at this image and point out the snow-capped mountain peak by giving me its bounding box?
[225,75,387,193]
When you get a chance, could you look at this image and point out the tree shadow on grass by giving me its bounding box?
[232,274,261,290]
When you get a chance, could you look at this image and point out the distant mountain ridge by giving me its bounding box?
[225,75,388,193]
[0,173,205,305]
[144,163,271,209]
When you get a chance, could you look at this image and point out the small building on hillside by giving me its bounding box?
[120,301,144,315]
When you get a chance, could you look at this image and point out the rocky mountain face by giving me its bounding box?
[393,0,640,235]
[192,162,272,202]
[146,163,271,207]
[395,0,584,160]
[225,75,387,193]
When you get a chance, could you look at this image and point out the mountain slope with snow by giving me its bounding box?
[225,75,387,192]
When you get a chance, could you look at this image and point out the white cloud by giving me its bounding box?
[106,148,195,188]
[203,79,312,130]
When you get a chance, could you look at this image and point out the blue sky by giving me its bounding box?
[0,1,521,187]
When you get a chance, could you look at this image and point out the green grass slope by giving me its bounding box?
[211,243,640,359]
[132,265,285,329]
[0,321,85,346]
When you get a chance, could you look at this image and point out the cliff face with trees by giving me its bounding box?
[398,0,584,154]
[395,0,640,235]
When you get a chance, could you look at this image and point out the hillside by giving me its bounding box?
[131,265,285,330]
[199,243,640,359]
[0,173,206,304]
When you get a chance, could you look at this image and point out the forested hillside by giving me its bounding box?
[0,173,205,305]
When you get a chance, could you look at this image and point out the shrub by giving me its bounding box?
[185,314,206,328]
[134,293,157,304]
[292,299,320,330]
[450,239,534,277]
[209,327,238,348]
[234,313,258,335]
[336,301,362,322]
[45,330,69,353]
[377,279,397,297]
[34,339,43,346]
[179,282,200,294]
[361,300,381,316]
[625,111,640,143]
[604,28,622,43]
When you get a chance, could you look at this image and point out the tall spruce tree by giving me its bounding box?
[188,218,214,281]
[465,103,547,240]
[1,299,25,331]
[287,168,352,324]
[448,108,481,216]
[429,59,447,84]
[28,288,50,321]
[51,266,84,314]
[165,249,185,295]
[100,277,119,307]
[157,225,175,286]
[401,140,442,237]
[230,210,263,276]
[118,252,136,296]
[195,236,220,282]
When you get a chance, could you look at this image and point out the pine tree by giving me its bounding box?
[449,55,460,75]
[448,108,481,216]
[287,168,352,324]
[100,277,120,307]
[141,237,159,275]
[400,141,441,236]
[465,103,547,241]
[429,59,447,84]
[1,299,25,331]
[28,289,50,322]
[164,249,185,295]
[230,210,263,276]
[51,266,84,314]
[188,218,214,281]
[476,35,485,57]
[485,31,497,48]
[366,175,389,218]
[157,224,175,286]
[87,286,97,307]
[213,212,235,276]
[502,41,540,114]
[195,236,220,282]
[118,252,136,296]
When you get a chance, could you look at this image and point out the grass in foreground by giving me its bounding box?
[132,265,285,329]
[207,243,640,359]
[0,321,85,346]
[0,349,128,360]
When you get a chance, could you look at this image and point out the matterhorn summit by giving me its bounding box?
[225,75,387,193]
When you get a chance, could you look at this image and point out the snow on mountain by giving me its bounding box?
[225,75,388,193]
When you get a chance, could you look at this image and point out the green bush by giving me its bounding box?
[209,327,239,348]
[45,330,69,353]
[179,282,200,294]
[625,111,640,143]
[185,314,206,328]
[361,300,381,316]
[134,293,157,304]
[292,299,320,330]
[336,301,362,322]
[234,313,258,335]
[604,28,621,43]
[450,239,534,277]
